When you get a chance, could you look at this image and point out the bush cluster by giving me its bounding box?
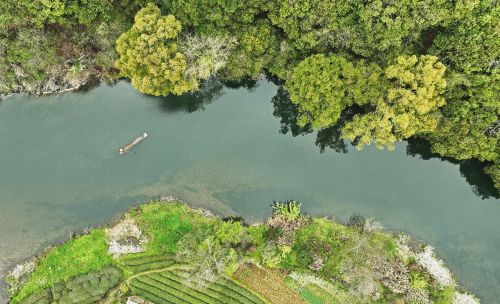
[20,266,122,304]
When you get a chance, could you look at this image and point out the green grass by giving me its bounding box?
[301,284,342,304]
[12,229,113,304]
[300,287,324,304]
[130,202,216,255]
[247,225,267,261]
[430,285,455,304]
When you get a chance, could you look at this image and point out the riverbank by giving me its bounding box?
[5,199,479,304]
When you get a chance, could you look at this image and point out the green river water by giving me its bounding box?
[0,80,498,303]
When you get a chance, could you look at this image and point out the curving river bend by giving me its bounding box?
[0,80,499,303]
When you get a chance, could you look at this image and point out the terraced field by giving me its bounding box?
[116,254,267,304]
[120,254,177,273]
[129,268,266,304]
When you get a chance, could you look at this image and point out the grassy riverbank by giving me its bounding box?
[6,200,479,304]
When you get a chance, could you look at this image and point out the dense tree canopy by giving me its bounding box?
[286,54,385,129]
[265,0,478,58]
[343,56,447,150]
[430,1,499,74]
[428,72,499,161]
[286,54,352,129]
[222,20,279,80]
[115,4,196,96]
[0,0,150,94]
[287,55,447,150]
[161,0,263,34]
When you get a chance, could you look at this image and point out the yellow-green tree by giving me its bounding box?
[286,54,351,129]
[286,54,384,129]
[343,55,447,150]
[115,4,197,96]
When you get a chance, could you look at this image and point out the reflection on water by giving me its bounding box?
[150,78,225,113]
[315,126,347,154]
[271,86,313,136]
[222,77,259,91]
[406,138,499,200]
[270,84,499,199]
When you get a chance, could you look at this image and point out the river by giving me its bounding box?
[0,80,498,303]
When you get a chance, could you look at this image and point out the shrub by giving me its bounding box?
[410,271,429,290]
[262,244,284,268]
[271,201,302,222]
[215,220,246,246]
[429,286,455,304]
[19,266,123,304]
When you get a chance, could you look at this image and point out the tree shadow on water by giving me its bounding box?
[406,138,499,199]
[271,85,361,154]
[315,126,348,153]
[152,77,262,113]
[271,86,313,137]
[315,107,364,153]
[271,85,499,199]
[222,76,259,91]
[153,77,226,113]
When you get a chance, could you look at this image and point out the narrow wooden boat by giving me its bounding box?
[119,132,148,154]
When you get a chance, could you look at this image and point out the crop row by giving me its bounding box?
[154,272,246,304]
[130,278,190,304]
[120,254,175,266]
[129,283,173,304]
[169,269,264,304]
[221,279,264,304]
[119,254,177,273]
[125,259,177,273]
[129,269,266,304]
[162,270,264,304]
[149,273,218,303]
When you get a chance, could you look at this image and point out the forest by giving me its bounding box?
[0,0,498,187]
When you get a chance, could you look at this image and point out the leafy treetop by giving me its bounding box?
[115,4,197,96]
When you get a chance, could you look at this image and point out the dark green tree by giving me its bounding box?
[430,1,499,74]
